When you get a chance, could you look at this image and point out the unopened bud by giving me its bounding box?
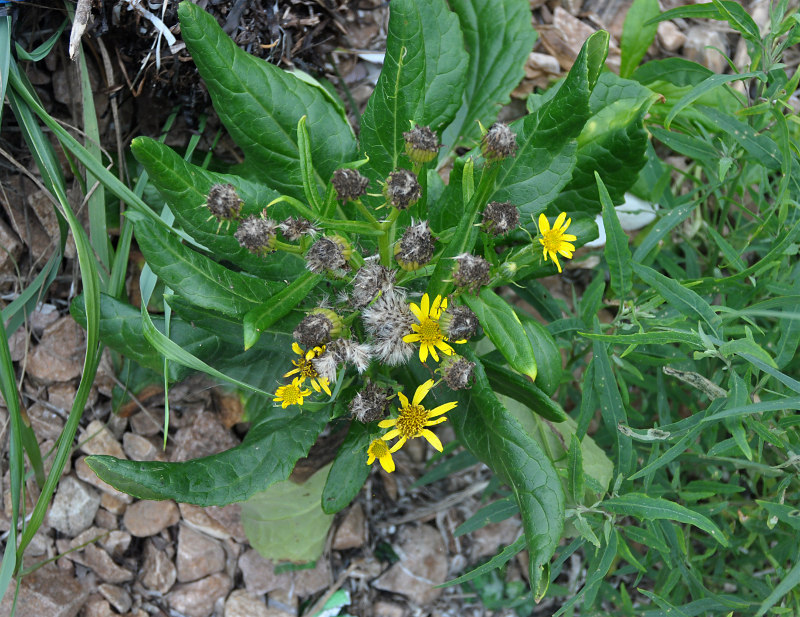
[403,125,439,164]
[306,235,352,276]
[384,169,421,210]
[293,308,343,348]
[394,220,435,271]
[481,122,517,162]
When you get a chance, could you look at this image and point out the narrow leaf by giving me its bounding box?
[597,172,632,297]
[620,0,660,78]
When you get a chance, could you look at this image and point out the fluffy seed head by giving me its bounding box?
[384,169,421,210]
[350,263,396,308]
[234,215,278,254]
[312,338,372,380]
[394,220,435,271]
[205,183,243,222]
[481,122,518,161]
[439,304,479,341]
[362,289,415,366]
[349,381,392,423]
[439,356,476,390]
[452,253,491,292]
[331,168,370,203]
[482,201,520,236]
[403,125,439,164]
[279,217,318,241]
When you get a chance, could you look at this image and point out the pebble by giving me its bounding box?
[81,595,113,617]
[123,500,179,537]
[224,590,270,617]
[25,317,85,384]
[94,507,117,529]
[170,411,239,461]
[374,601,405,617]
[122,432,162,461]
[97,583,132,614]
[373,524,449,605]
[47,476,101,536]
[78,420,126,459]
[176,524,227,582]
[657,20,686,52]
[100,493,127,515]
[238,550,290,595]
[83,545,135,583]
[332,503,367,550]
[471,517,521,559]
[47,382,76,412]
[100,530,131,558]
[683,26,728,74]
[179,503,247,542]
[0,566,88,617]
[167,572,232,617]
[140,539,177,594]
[27,403,64,441]
[128,410,163,436]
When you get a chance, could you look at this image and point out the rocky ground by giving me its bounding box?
[0,1,793,616]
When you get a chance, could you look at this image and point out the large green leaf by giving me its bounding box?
[321,421,377,514]
[86,405,330,506]
[130,137,303,280]
[439,347,565,599]
[492,31,610,216]
[177,2,357,199]
[359,0,467,181]
[441,0,537,154]
[133,217,282,318]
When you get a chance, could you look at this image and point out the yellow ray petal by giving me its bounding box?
[378,418,397,429]
[428,401,457,417]
[421,429,443,452]
[379,453,395,473]
[554,211,567,228]
[398,391,410,408]
[388,436,407,453]
[420,293,430,316]
[538,213,550,233]
[381,428,401,442]
[413,379,435,406]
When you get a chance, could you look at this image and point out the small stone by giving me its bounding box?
[373,524,448,605]
[471,517,522,559]
[75,457,133,504]
[78,419,126,458]
[170,411,238,462]
[0,565,88,617]
[683,26,728,74]
[100,530,131,558]
[29,304,60,335]
[177,524,226,582]
[293,559,332,597]
[267,588,298,616]
[94,507,117,529]
[6,328,26,362]
[97,583,132,614]
[82,545,134,583]
[374,601,405,617]
[526,51,560,76]
[657,21,686,52]
[179,503,247,542]
[0,218,22,278]
[47,382,76,412]
[100,493,127,515]
[122,432,161,461]
[129,410,162,436]
[81,595,113,617]
[239,550,290,595]
[123,500,179,537]
[167,572,232,617]
[332,503,367,550]
[47,476,101,536]
[140,539,177,594]
[224,590,270,617]
[25,317,85,384]
[27,403,64,441]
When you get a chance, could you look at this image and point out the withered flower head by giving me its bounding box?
[439,355,476,391]
[293,308,343,349]
[205,183,243,223]
[384,169,421,210]
[331,168,370,203]
[234,215,278,255]
[350,263,396,308]
[349,381,393,423]
[394,220,436,271]
[403,125,439,164]
[306,235,352,276]
[481,122,518,162]
[362,289,415,366]
[279,217,318,241]
[482,201,520,236]
[452,253,491,292]
[312,337,372,381]
[439,304,479,341]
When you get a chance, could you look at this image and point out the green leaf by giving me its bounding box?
[756,558,800,616]
[359,0,467,180]
[698,105,782,170]
[620,0,660,78]
[568,434,585,505]
[243,271,322,349]
[593,331,633,474]
[322,422,375,514]
[241,463,334,562]
[442,0,537,154]
[580,329,703,347]
[701,395,800,424]
[133,217,282,318]
[602,493,729,546]
[597,173,633,298]
[86,404,329,505]
[441,348,565,598]
[650,126,720,161]
[177,3,356,199]
[664,71,763,129]
[632,262,724,339]
[493,31,609,215]
[130,137,303,280]
[463,288,537,381]
[440,537,525,587]
[522,319,562,396]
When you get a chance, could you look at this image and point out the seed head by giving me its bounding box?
[312,337,372,381]
[279,217,318,241]
[481,122,518,162]
[350,263,396,309]
[362,289,415,366]
[403,125,439,164]
[384,169,421,210]
[394,220,436,271]
[452,253,491,292]
[205,183,243,223]
[482,201,520,236]
[439,304,479,341]
[439,355,476,391]
[234,215,278,255]
[293,308,343,348]
[349,381,392,423]
[331,168,370,203]
[306,235,352,276]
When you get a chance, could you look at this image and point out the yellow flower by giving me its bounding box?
[284,343,332,396]
[378,379,457,453]
[538,212,577,273]
[403,294,455,363]
[273,377,312,408]
[367,438,396,473]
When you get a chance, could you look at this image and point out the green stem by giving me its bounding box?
[353,198,380,226]
[379,207,402,266]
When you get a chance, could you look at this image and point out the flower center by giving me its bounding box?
[417,317,444,345]
[396,404,428,438]
[542,229,565,253]
[297,358,319,379]
[281,384,302,404]
[369,439,389,457]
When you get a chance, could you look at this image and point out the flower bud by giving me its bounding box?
[452,253,491,292]
[205,183,243,224]
[403,125,439,164]
[293,308,343,348]
[439,355,476,390]
[439,304,479,341]
[384,169,421,210]
[349,381,392,423]
[234,214,278,255]
[482,201,520,236]
[394,220,435,271]
[331,168,369,203]
[481,122,517,162]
